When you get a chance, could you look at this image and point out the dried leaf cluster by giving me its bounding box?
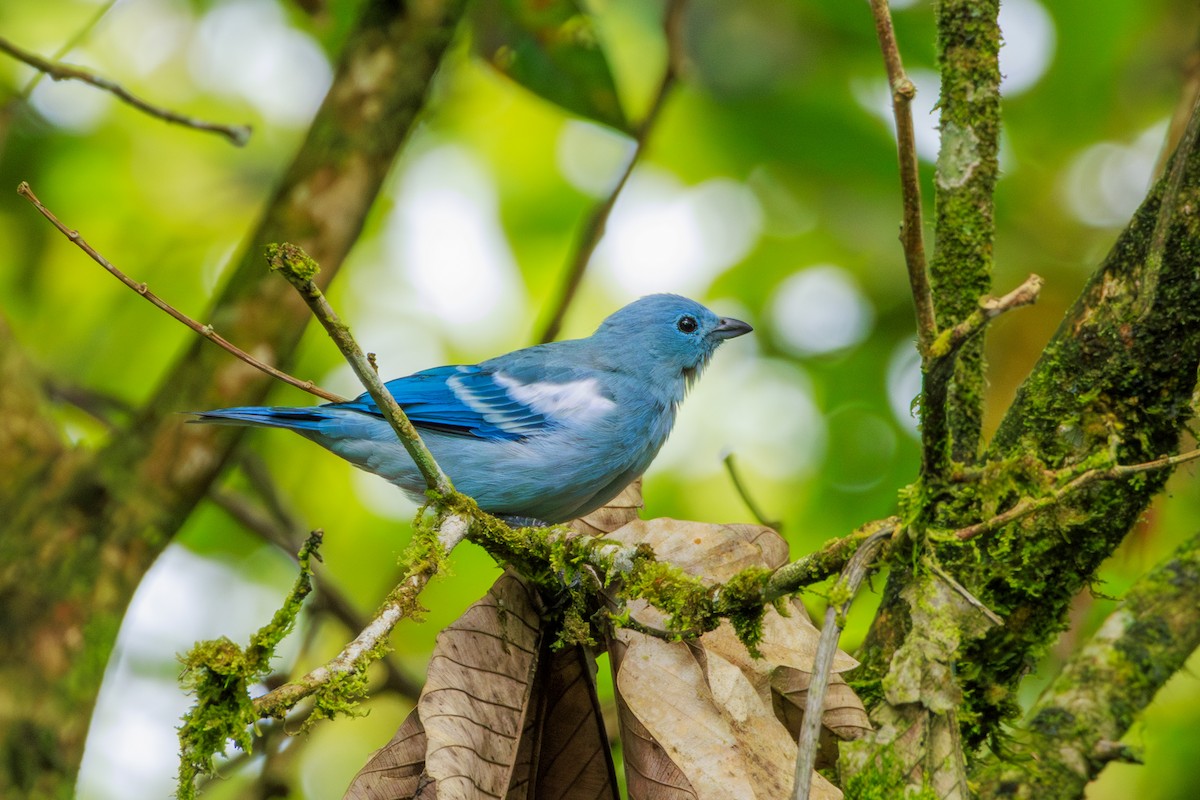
[345,484,869,799]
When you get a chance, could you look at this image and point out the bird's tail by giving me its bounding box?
[190,407,334,432]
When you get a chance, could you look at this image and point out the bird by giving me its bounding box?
[193,294,753,524]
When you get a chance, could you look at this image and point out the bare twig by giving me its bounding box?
[791,527,892,800]
[41,378,134,431]
[953,446,1200,541]
[12,1,118,101]
[267,243,453,495]
[723,453,781,530]
[0,35,251,146]
[16,184,345,403]
[535,0,684,343]
[868,0,935,352]
[927,561,1002,626]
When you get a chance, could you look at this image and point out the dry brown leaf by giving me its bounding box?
[343,712,427,800]
[506,645,618,800]
[702,600,858,678]
[608,634,698,799]
[771,668,871,772]
[343,572,544,800]
[419,574,543,799]
[570,478,644,536]
[603,517,866,798]
[345,572,619,800]
[615,631,842,800]
[605,518,788,579]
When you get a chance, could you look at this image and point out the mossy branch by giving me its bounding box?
[268,243,453,495]
[922,274,1044,476]
[177,532,322,798]
[252,514,469,719]
[973,528,1200,799]
[927,0,1001,464]
[949,92,1200,746]
[206,506,894,745]
[949,446,1200,541]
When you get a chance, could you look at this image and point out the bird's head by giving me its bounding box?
[594,294,753,387]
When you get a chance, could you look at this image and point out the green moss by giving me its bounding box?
[306,668,372,729]
[176,532,322,799]
[176,637,257,800]
[265,242,320,282]
[844,745,940,800]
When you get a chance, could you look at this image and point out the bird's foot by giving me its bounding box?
[498,515,553,529]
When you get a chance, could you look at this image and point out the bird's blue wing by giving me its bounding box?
[331,365,553,441]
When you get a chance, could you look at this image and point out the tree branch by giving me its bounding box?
[0,1,468,793]
[722,453,782,530]
[921,274,1044,475]
[951,447,1200,541]
[791,527,892,800]
[926,0,1002,464]
[16,184,346,403]
[765,518,897,602]
[267,243,453,495]
[974,528,1200,799]
[0,34,251,146]
[867,0,935,353]
[0,314,64,510]
[209,486,422,701]
[254,513,469,717]
[937,88,1200,748]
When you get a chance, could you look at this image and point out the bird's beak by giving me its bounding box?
[713,317,753,340]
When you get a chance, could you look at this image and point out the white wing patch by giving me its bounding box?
[494,373,616,422]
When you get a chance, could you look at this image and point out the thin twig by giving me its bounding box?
[926,274,1044,362]
[0,35,251,146]
[210,484,423,700]
[535,0,684,343]
[764,518,897,602]
[238,452,308,538]
[953,447,1200,541]
[41,378,134,431]
[868,0,935,353]
[14,2,118,100]
[722,453,781,530]
[254,513,470,717]
[791,527,892,800]
[267,243,453,495]
[927,561,1002,626]
[16,183,345,403]
[922,274,1043,477]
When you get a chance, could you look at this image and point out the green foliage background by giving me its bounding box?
[2,0,1199,797]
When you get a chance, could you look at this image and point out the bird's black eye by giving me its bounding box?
[677,315,699,333]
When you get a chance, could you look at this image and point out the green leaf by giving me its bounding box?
[470,0,630,133]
